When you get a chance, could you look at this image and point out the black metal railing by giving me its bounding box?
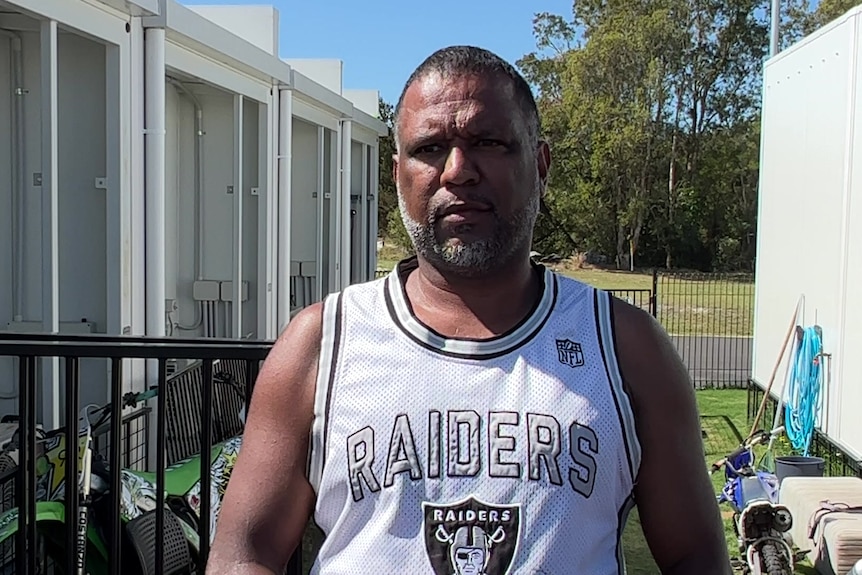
[655,270,755,388]
[747,380,862,478]
[0,332,306,575]
[607,289,655,316]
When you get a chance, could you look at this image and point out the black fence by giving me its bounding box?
[0,332,308,575]
[608,288,655,316]
[747,380,862,478]
[653,271,754,389]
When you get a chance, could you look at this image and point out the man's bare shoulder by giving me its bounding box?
[268,302,324,368]
[608,294,685,386]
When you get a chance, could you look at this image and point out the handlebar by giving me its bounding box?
[709,426,785,474]
[88,370,242,426]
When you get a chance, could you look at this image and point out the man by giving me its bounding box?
[207,45,731,574]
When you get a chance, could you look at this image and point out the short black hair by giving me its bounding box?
[393,45,541,147]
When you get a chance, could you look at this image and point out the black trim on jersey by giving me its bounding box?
[397,257,545,344]
[321,292,345,481]
[382,256,559,360]
[383,275,559,360]
[607,294,639,411]
[593,291,636,483]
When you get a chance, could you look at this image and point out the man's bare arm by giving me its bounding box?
[612,297,732,575]
[206,303,323,574]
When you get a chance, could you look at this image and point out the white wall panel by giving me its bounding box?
[753,11,862,456]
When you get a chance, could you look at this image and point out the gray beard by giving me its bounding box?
[398,184,540,277]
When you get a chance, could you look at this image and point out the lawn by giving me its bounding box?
[375,246,754,337]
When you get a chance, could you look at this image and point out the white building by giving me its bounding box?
[0,0,387,425]
[752,5,862,458]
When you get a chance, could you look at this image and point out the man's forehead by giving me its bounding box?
[399,71,517,131]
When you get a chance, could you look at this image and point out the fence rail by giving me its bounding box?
[653,271,754,389]
[0,332,306,575]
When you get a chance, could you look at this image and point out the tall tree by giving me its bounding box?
[518,0,772,271]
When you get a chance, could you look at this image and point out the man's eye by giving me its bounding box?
[414,143,442,154]
[477,139,504,147]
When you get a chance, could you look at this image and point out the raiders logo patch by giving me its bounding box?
[421,496,521,575]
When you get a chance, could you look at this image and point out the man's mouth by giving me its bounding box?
[439,202,493,219]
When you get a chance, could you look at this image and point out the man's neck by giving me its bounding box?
[403,253,541,338]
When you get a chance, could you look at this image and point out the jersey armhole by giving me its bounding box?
[307,292,344,495]
[594,289,643,485]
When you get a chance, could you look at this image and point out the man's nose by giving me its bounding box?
[440,146,479,187]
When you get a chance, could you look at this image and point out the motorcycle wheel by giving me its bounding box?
[760,541,788,575]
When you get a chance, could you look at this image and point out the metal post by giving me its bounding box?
[277,89,293,331]
[40,19,60,429]
[340,120,352,288]
[233,95,244,338]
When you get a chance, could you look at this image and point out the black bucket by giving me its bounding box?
[775,455,826,483]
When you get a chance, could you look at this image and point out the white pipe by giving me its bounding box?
[276,88,292,331]
[233,94,244,338]
[13,51,24,319]
[259,93,273,339]
[166,77,205,281]
[166,77,205,333]
[333,122,343,292]
[144,28,166,342]
[369,144,380,275]
[340,120,352,289]
[316,126,325,302]
[130,17,146,343]
[2,30,26,321]
[0,29,22,398]
[40,19,59,429]
[360,145,369,282]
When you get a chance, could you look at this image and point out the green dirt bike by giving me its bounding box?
[0,372,246,574]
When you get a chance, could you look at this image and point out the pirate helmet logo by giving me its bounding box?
[422,496,521,575]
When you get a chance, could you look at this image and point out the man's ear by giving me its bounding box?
[392,153,399,185]
[537,140,551,193]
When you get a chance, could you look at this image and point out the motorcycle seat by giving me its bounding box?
[124,446,222,497]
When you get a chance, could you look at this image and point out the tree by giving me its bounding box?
[517,0,772,271]
[376,97,413,251]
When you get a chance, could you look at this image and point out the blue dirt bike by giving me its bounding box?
[710,426,798,575]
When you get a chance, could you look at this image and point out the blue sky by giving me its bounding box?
[180,0,573,105]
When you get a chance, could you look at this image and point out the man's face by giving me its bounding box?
[393,71,550,276]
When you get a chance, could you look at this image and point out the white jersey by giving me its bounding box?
[307,258,642,575]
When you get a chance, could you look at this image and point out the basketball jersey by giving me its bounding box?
[307,257,642,575]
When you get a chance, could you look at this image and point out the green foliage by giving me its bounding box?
[376,98,396,230]
[517,0,776,271]
[376,97,415,257]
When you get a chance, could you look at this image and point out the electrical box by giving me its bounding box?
[193,280,221,301]
[220,281,249,302]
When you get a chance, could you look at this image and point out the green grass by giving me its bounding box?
[373,247,754,337]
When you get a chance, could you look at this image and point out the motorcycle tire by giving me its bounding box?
[760,541,788,575]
